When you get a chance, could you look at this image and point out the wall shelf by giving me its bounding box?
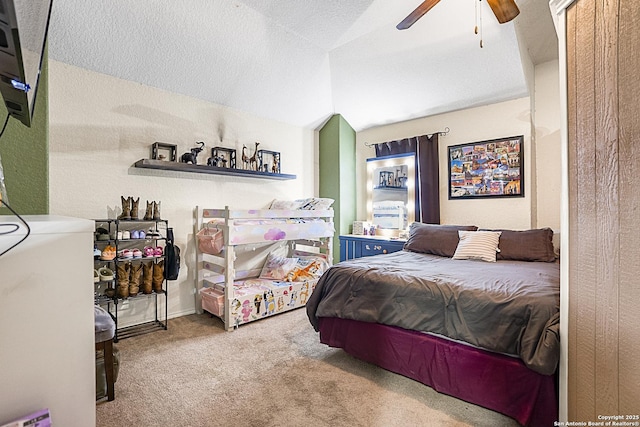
[133,159,296,180]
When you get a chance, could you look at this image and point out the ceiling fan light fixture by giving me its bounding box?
[485,0,520,24]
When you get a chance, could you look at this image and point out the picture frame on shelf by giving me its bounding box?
[256,149,281,174]
[151,142,177,162]
[209,147,237,169]
[448,135,524,199]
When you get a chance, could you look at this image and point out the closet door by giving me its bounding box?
[566,0,640,419]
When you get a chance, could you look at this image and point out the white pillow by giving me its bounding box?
[298,198,335,210]
[269,199,305,210]
[452,230,502,262]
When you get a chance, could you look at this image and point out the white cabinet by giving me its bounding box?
[0,215,95,427]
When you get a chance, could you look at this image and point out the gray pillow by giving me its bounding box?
[481,228,557,262]
[404,222,478,257]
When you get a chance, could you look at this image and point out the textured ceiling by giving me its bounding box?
[47,0,557,131]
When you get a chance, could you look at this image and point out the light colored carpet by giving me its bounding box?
[96,309,520,427]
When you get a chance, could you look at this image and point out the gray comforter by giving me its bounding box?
[307,250,560,375]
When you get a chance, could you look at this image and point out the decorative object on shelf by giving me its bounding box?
[248,141,260,170]
[180,141,205,165]
[133,159,296,180]
[151,142,177,161]
[257,149,281,174]
[208,147,236,169]
[241,145,249,169]
[448,135,524,199]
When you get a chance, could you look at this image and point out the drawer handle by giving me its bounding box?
[383,249,387,254]
[374,245,382,250]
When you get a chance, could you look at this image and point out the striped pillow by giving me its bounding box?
[452,230,502,262]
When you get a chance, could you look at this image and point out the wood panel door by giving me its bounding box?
[566,0,640,419]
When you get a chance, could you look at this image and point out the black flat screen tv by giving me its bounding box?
[0,0,53,127]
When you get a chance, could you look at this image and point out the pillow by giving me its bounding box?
[284,256,329,282]
[481,227,557,262]
[403,222,478,257]
[269,199,305,210]
[452,230,502,262]
[298,198,335,210]
[259,253,299,280]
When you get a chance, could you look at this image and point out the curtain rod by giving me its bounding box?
[363,127,450,147]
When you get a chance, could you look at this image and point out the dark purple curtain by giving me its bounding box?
[375,135,440,224]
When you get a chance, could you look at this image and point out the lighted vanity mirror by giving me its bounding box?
[366,153,415,234]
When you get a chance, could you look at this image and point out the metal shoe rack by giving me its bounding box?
[93,218,169,341]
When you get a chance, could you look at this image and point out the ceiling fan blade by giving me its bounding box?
[486,0,520,24]
[396,0,442,30]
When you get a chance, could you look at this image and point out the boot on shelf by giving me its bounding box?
[152,260,165,293]
[129,263,142,296]
[130,197,140,220]
[118,196,131,220]
[143,200,154,220]
[142,261,153,294]
[153,201,161,221]
[116,262,131,299]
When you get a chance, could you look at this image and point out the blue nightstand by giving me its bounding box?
[339,235,406,262]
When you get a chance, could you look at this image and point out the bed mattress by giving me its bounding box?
[307,250,560,375]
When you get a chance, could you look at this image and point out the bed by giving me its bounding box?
[306,223,560,426]
[195,204,334,330]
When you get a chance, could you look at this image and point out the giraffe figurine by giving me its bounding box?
[241,144,249,170]
[249,142,260,171]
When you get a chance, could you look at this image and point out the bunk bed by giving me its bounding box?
[307,223,560,427]
[195,205,334,331]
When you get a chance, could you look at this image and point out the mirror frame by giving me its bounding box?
[366,153,416,234]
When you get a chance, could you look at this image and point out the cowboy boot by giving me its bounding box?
[129,263,142,296]
[117,196,131,220]
[142,261,153,294]
[153,201,161,221]
[117,262,131,298]
[152,260,165,293]
[143,201,153,220]
[130,197,140,220]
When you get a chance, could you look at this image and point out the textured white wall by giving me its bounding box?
[534,60,561,231]
[356,97,536,230]
[48,61,316,322]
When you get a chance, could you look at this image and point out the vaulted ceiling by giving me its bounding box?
[48,0,557,131]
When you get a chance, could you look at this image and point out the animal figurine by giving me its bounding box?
[206,155,227,168]
[248,141,260,171]
[180,141,205,165]
[241,145,249,169]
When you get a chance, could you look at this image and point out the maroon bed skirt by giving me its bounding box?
[318,317,557,427]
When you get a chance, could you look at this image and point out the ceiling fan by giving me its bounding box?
[397,0,520,30]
